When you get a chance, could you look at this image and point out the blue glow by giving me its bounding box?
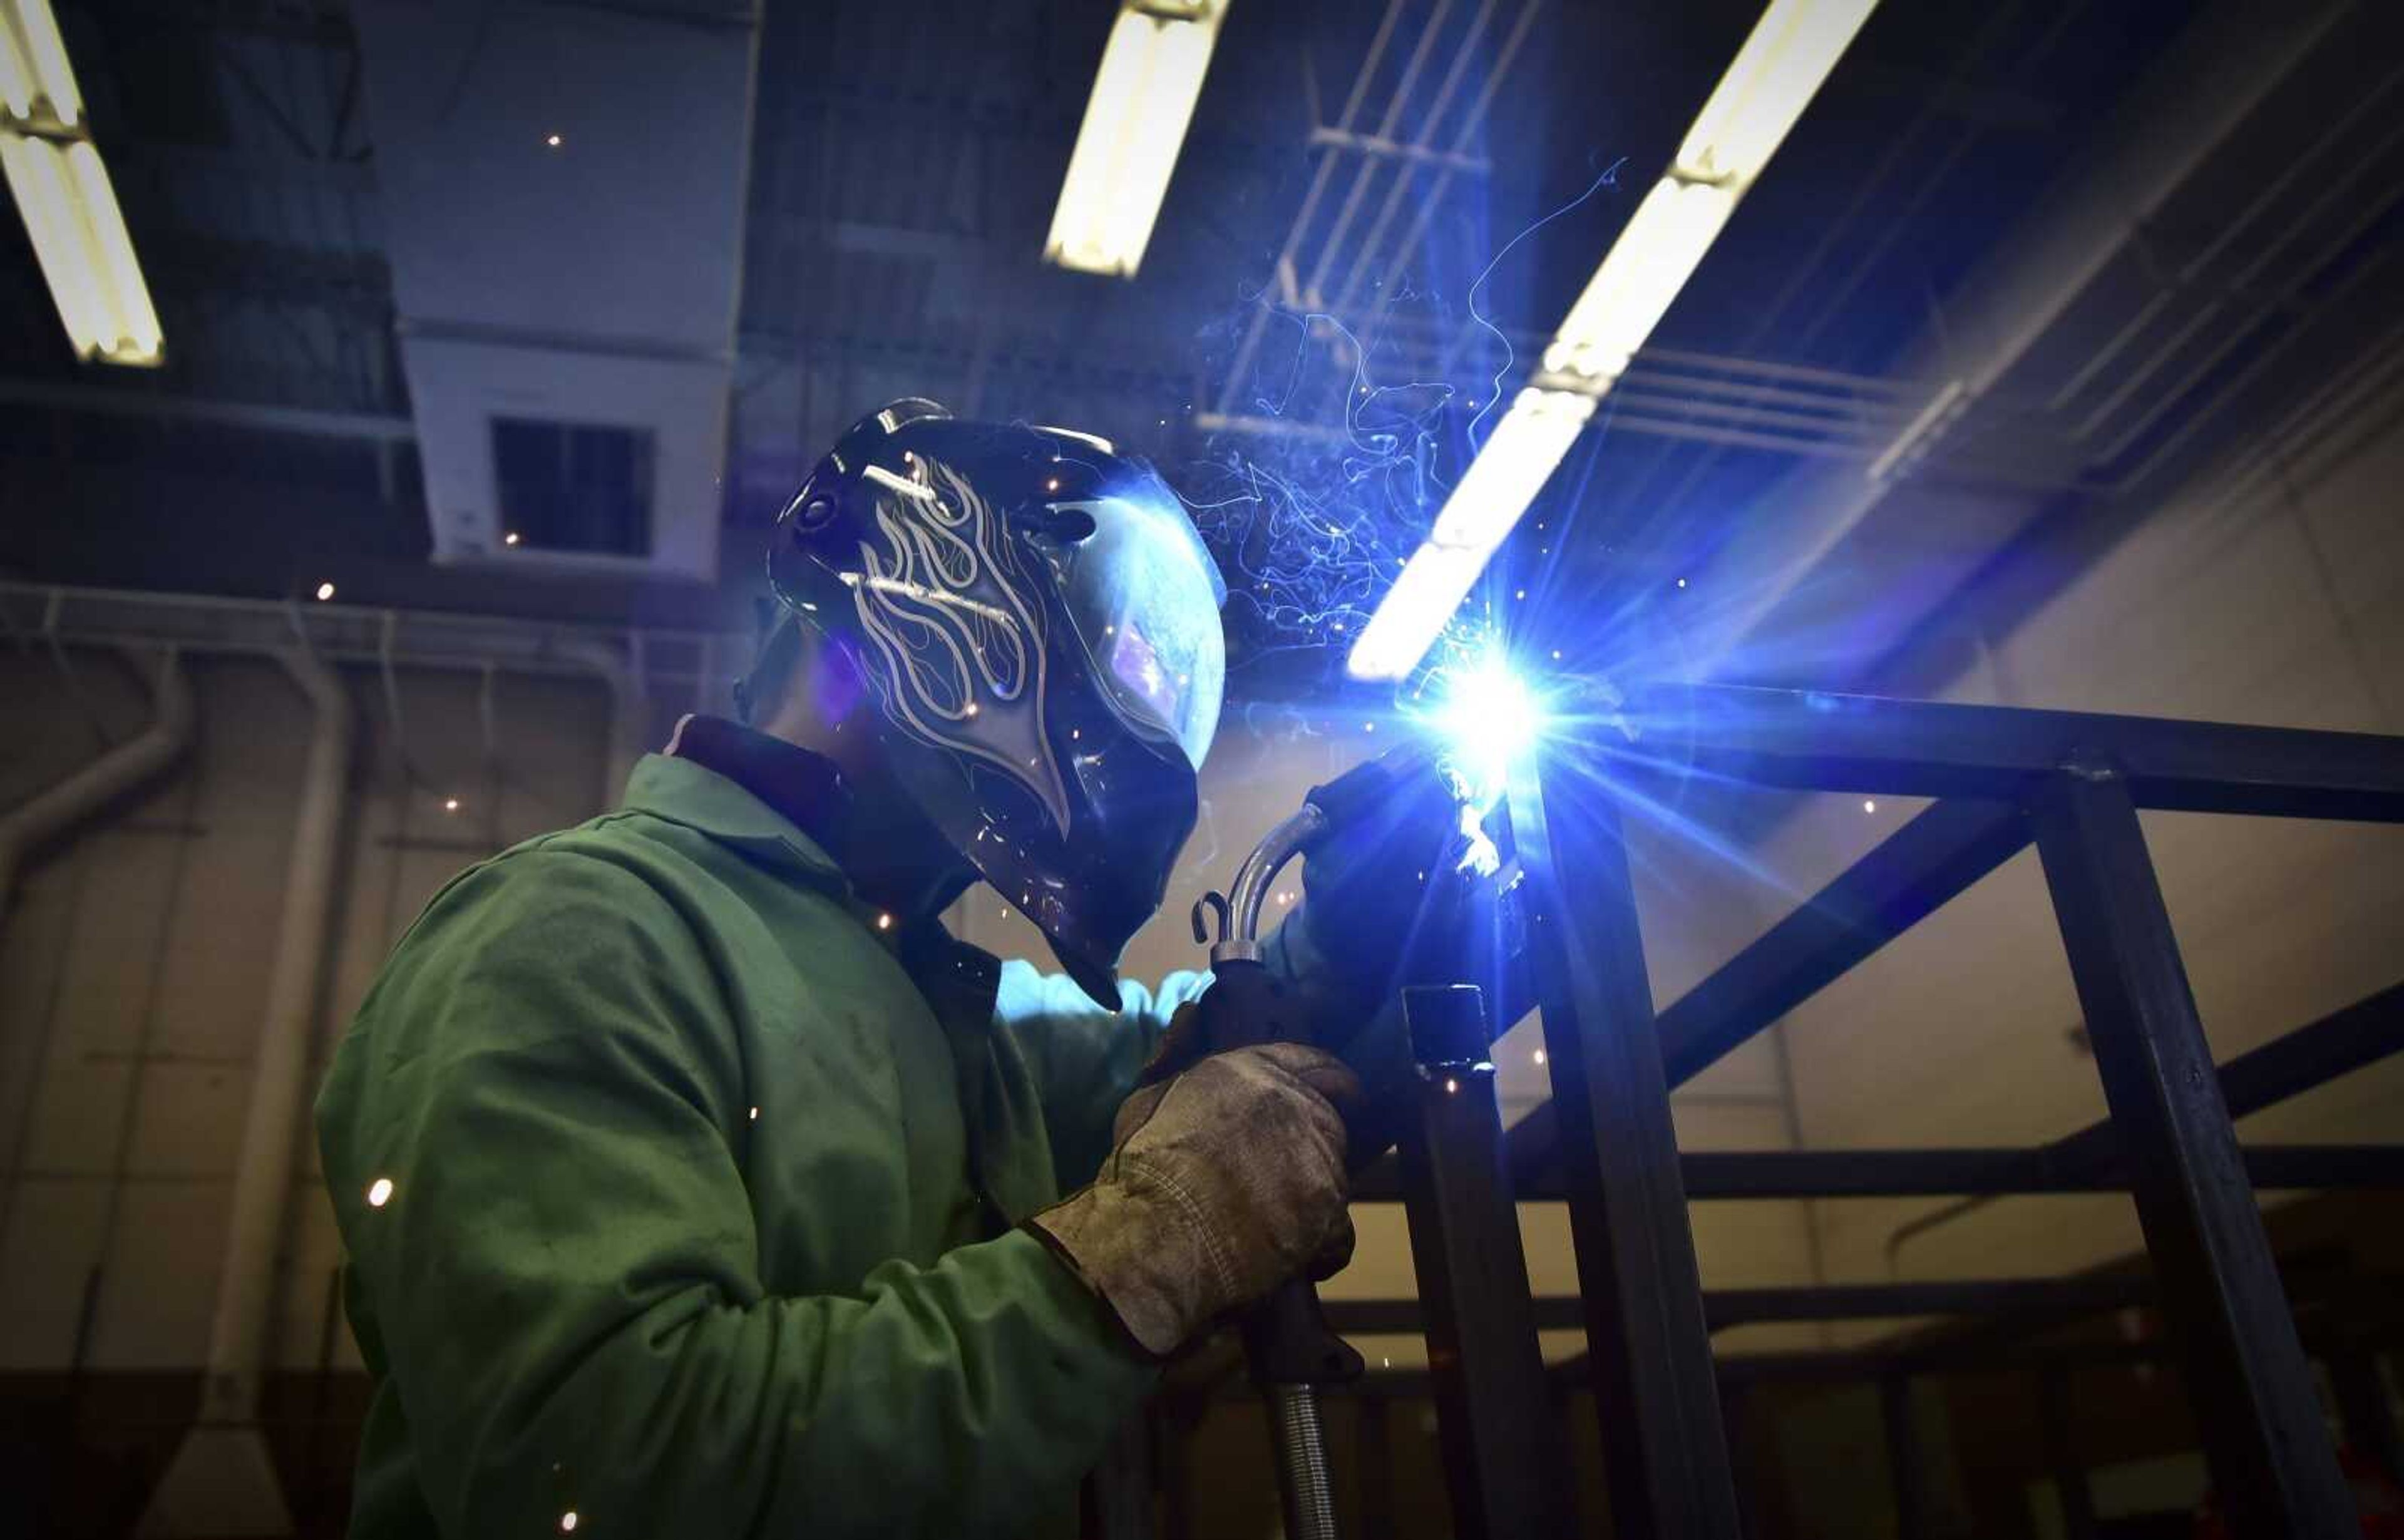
[1426,649,1544,800]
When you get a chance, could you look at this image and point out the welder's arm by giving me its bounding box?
[994,959,1207,1187]
[994,920,1381,1188]
[318,855,1153,1540]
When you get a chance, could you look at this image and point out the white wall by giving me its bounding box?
[1750,387,2404,1345]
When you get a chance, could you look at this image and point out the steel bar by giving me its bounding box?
[1357,1139,2404,1202]
[1703,1277,2145,1330]
[1720,1382,1762,1540]
[1881,1378,1930,1540]
[1504,798,2028,1183]
[1616,682,2404,822]
[2029,765,2355,1536]
[1676,1142,2404,1198]
[2328,1351,2404,1483]
[1889,978,2404,1255]
[2039,1369,2101,1540]
[1391,987,1563,1539]
[1508,756,1741,1536]
[1355,1398,1395,1540]
[1334,1278,2140,1337]
[1395,972,2404,1206]
[2060,980,2404,1160]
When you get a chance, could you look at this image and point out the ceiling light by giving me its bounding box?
[1,3,162,367]
[1426,388,1598,550]
[314,581,336,601]
[1348,388,1594,682]
[1543,178,1735,386]
[1,135,162,364]
[1345,542,1491,684]
[1348,0,1879,680]
[1044,1,1230,278]
[1675,0,1879,190]
[0,0,81,129]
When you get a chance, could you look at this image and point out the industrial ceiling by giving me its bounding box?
[3,0,2401,697]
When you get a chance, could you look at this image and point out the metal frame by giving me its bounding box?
[1348,681,2403,1539]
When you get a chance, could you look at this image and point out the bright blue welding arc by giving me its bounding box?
[1424,649,1544,802]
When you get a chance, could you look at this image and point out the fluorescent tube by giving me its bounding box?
[1675,0,1877,189]
[1427,388,1598,548]
[6,0,79,128]
[1542,177,1735,386]
[1345,542,1492,684]
[1347,0,1879,680]
[2,133,163,364]
[1044,1,1229,279]
[0,19,36,121]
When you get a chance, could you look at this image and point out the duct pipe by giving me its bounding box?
[142,648,353,1539]
[1683,0,2353,680]
[557,637,650,808]
[0,647,194,919]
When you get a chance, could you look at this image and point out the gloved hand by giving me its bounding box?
[1027,1044,1361,1357]
[1286,746,1516,1010]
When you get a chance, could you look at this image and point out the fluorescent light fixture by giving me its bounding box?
[1,0,79,128]
[1346,542,1491,684]
[1,134,162,364]
[1347,0,1879,681]
[1675,0,1877,189]
[1,0,160,365]
[0,22,34,121]
[1429,388,1598,548]
[1044,1,1230,279]
[1541,178,1735,386]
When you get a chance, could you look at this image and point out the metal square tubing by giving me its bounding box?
[1392,990,1564,1538]
[2029,765,2355,1536]
[1503,797,2030,1184]
[1620,682,2404,820]
[1673,1142,2404,1198]
[1510,756,1742,1537]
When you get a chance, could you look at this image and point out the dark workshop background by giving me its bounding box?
[3,1,2402,1536]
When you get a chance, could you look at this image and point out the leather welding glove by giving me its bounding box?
[1287,746,1510,1009]
[1027,1043,1361,1357]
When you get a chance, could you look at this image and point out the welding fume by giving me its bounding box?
[312,399,1524,1538]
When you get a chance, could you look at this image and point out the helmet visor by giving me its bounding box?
[1052,490,1227,769]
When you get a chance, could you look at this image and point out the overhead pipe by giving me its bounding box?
[0,647,194,920]
[556,635,652,807]
[143,647,354,1539]
[1683,0,2354,680]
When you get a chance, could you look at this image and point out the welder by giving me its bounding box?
[314,400,1477,1539]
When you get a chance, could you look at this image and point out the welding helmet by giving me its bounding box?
[756,399,1227,1005]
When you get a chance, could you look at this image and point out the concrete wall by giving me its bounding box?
[0,651,616,1377]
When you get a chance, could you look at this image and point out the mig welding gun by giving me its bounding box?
[1181,743,1518,1540]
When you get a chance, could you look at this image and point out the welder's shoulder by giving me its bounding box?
[371,818,725,1015]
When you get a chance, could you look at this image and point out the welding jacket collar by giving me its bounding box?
[619,736,853,896]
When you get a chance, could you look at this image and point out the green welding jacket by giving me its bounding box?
[314,750,1347,1539]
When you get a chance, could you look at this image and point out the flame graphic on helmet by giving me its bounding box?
[846,458,1073,833]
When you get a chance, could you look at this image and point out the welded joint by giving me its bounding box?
[2053,749,2125,784]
